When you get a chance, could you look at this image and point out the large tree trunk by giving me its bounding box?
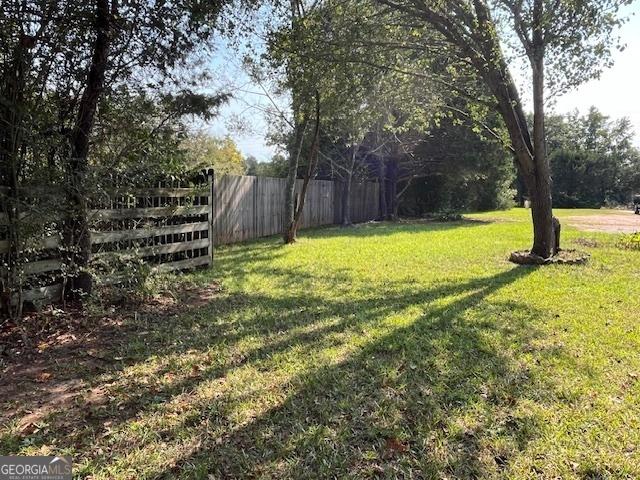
[292,161,314,234]
[341,171,352,226]
[283,124,303,244]
[528,1,558,258]
[467,0,560,259]
[486,67,558,259]
[283,0,303,244]
[527,172,556,257]
[64,0,112,296]
[473,0,558,259]
[342,175,353,226]
[292,93,321,232]
[529,54,556,257]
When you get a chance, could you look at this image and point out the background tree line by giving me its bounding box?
[546,107,640,208]
[246,106,640,215]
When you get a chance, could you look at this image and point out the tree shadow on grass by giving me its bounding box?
[1,225,554,479]
[151,267,548,479]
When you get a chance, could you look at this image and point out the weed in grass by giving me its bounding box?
[618,232,640,250]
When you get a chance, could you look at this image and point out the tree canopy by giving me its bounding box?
[183,134,246,176]
[262,0,631,256]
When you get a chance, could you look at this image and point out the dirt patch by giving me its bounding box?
[574,237,601,248]
[567,211,640,233]
[0,282,222,428]
[509,249,590,265]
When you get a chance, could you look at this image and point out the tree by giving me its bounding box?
[267,0,450,228]
[1,0,231,298]
[366,0,629,258]
[546,108,640,207]
[245,154,289,177]
[275,0,324,244]
[244,155,260,175]
[183,134,246,175]
[267,0,395,239]
[90,89,225,185]
[283,90,321,243]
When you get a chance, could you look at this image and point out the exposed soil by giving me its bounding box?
[567,210,640,233]
[509,249,590,265]
[0,283,222,431]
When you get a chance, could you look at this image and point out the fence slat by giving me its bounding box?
[152,255,210,273]
[107,187,210,198]
[93,238,209,258]
[20,283,64,304]
[90,221,209,244]
[22,258,64,275]
[90,205,209,220]
[0,234,61,254]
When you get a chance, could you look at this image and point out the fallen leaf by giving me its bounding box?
[19,422,37,435]
[384,437,408,456]
[36,372,52,383]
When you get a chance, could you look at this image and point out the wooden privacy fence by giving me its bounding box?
[213,175,379,245]
[333,181,380,225]
[1,174,379,307]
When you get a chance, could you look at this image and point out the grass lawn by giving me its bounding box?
[2,208,640,479]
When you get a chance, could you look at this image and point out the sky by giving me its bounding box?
[551,2,640,145]
[204,3,640,161]
[197,37,284,162]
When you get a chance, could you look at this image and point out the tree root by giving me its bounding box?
[509,249,590,265]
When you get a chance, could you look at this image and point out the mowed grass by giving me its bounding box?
[2,208,640,479]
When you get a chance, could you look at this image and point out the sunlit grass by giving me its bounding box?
[1,208,639,479]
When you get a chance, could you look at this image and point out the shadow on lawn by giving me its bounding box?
[157,266,546,479]
[1,224,552,479]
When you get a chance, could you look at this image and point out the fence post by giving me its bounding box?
[208,169,215,262]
